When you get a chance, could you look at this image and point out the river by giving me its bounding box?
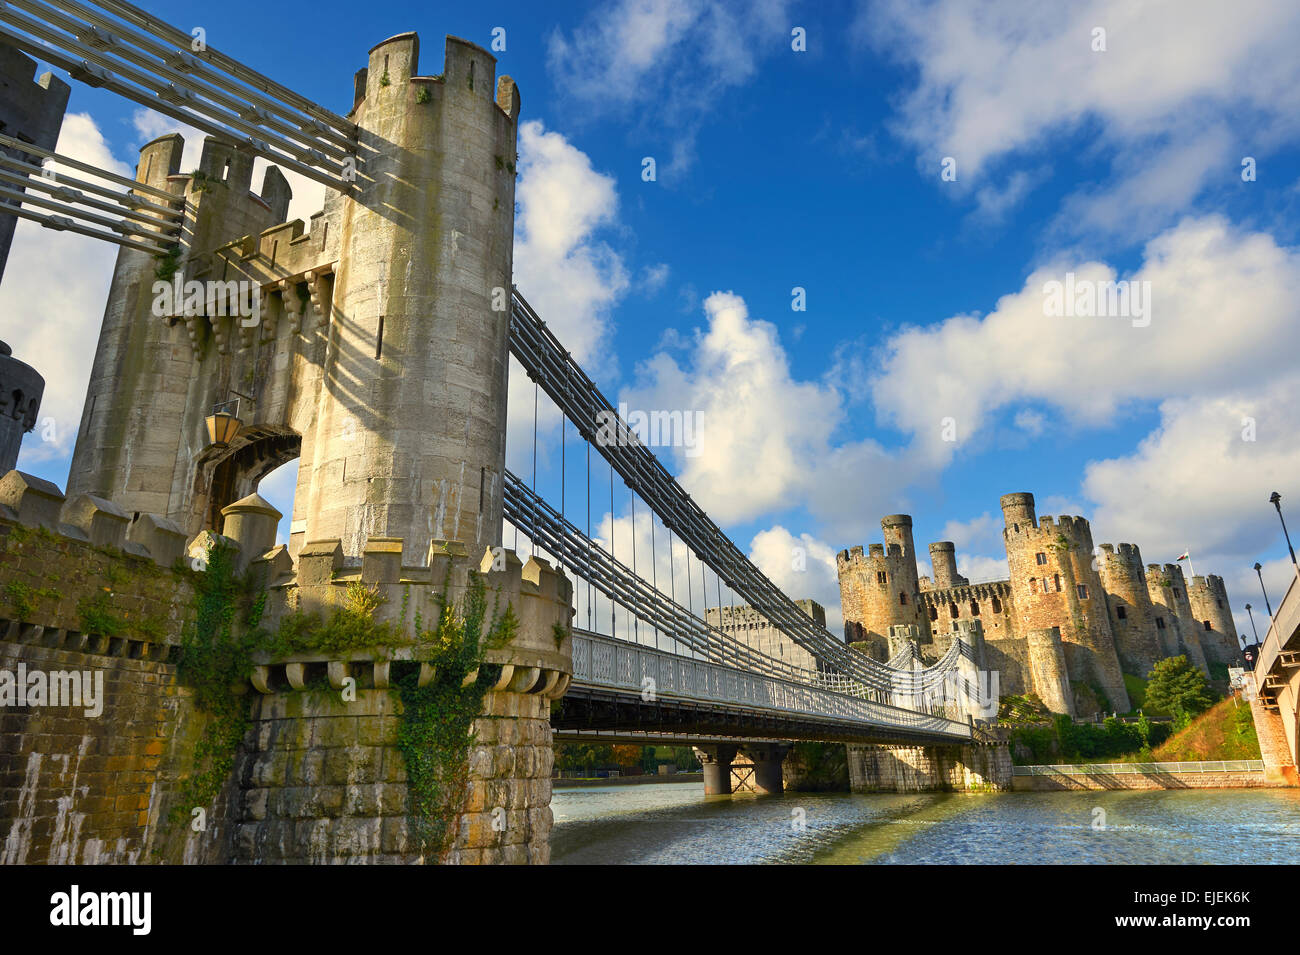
[551,783,1300,864]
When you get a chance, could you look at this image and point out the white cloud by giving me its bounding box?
[5,113,131,465]
[548,0,792,177]
[748,525,844,634]
[862,0,1300,232]
[622,290,923,531]
[872,216,1300,462]
[507,120,628,475]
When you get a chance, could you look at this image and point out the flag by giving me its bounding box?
[1176,551,1189,560]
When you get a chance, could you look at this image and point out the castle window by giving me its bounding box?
[1035,552,1047,565]
[1173,588,1181,598]
[1156,617,1166,630]
[1204,620,1212,630]
[877,571,888,584]
[991,596,1002,613]
[949,603,959,618]
[1116,605,1127,620]
[1053,574,1061,592]
[899,592,907,606]
[929,605,938,622]
[1076,584,1088,599]
[1216,599,1223,608]
[970,600,980,616]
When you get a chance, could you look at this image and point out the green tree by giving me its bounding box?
[1143,655,1216,725]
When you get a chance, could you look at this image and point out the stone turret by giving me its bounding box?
[1097,542,1162,677]
[0,340,43,473]
[838,514,931,648]
[928,541,966,590]
[1147,563,1209,675]
[65,33,521,567]
[1001,492,1129,713]
[1188,574,1240,667]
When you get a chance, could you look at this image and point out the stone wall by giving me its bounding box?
[1010,769,1282,791]
[0,473,573,865]
[229,674,558,864]
[1249,696,1298,785]
[847,741,1011,793]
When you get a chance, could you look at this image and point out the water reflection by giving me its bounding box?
[551,783,1300,864]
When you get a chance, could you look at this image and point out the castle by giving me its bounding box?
[837,492,1241,717]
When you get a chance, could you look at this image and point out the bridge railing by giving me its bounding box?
[570,630,972,739]
[1254,565,1300,688]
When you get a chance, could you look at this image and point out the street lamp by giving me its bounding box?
[1270,491,1297,567]
[1245,603,1259,643]
[1254,562,1273,619]
[205,399,242,448]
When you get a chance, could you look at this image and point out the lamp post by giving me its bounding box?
[1270,491,1298,568]
[1254,562,1272,619]
[1245,603,1259,643]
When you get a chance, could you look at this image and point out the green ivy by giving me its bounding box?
[395,573,516,861]
[171,542,261,821]
[3,581,58,621]
[77,591,125,637]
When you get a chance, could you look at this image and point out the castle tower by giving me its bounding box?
[928,541,965,589]
[1000,492,1130,713]
[0,340,43,473]
[1097,542,1163,677]
[1188,574,1240,667]
[66,131,291,520]
[66,34,520,565]
[1146,563,1209,675]
[1025,627,1075,717]
[837,514,930,648]
[0,42,70,283]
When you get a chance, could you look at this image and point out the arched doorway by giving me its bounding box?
[195,425,301,536]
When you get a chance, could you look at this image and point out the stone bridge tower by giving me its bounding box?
[1000,492,1130,713]
[65,33,519,565]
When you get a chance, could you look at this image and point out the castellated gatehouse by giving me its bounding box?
[0,32,574,866]
[836,492,1241,718]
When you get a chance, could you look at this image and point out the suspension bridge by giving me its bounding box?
[0,2,990,801]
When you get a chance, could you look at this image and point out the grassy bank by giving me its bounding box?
[1150,696,1262,761]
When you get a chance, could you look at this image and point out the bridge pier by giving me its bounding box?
[695,745,738,795]
[742,744,790,795]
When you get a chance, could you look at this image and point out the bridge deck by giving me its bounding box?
[556,631,974,746]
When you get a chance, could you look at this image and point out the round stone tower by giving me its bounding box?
[0,339,43,474]
[298,34,519,563]
[1188,574,1240,667]
[1002,493,1129,713]
[1147,563,1209,675]
[837,514,930,647]
[1097,542,1162,677]
[928,541,963,589]
[1026,626,1075,717]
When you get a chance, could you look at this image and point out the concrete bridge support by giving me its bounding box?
[695,745,738,795]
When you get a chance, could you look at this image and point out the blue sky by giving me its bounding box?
[6,0,1300,638]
